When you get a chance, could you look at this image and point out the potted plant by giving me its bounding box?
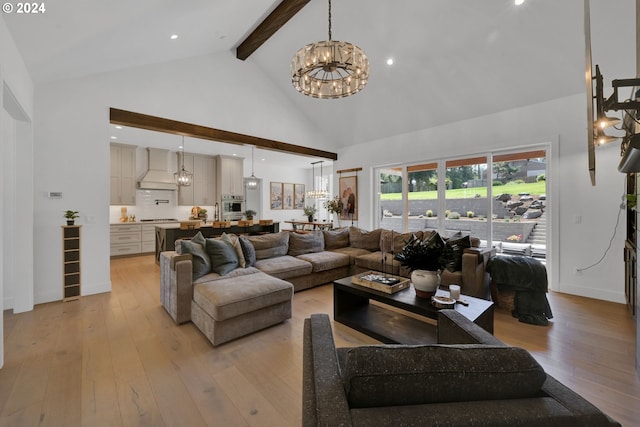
[198,208,207,222]
[64,210,79,225]
[245,209,256,220]
[394,233,444,298]
[323,196,344,226]
[303,205,317,222]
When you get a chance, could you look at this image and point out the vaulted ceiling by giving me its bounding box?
[3,0,635,147]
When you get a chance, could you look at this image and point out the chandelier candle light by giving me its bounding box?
[245,146,259,190]
[175,136,193,187]
[307,160,329,199]
[291,0,369,99]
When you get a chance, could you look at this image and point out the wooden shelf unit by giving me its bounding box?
[62,225,81,302]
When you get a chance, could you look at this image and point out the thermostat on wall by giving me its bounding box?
[48,191,62,199]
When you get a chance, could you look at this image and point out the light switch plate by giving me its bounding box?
[48,191,62,199]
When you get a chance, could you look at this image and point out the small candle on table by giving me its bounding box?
[449,284,461,300]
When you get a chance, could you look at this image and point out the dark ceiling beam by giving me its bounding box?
[236,0,310,60]
[109,108,337,161]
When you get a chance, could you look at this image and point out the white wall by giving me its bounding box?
[0,15,35,368]
[335,94,626,303]
[33,51,325,304]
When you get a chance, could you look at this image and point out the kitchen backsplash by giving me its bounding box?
[109,189,214,223]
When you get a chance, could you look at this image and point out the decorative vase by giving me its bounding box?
[66,220,75,226]
[308,215,313,222]
[411,269,440,298]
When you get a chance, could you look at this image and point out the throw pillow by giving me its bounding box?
[323,227,350,250]
[221,233,246,268]
[342,344,546,408]
[247,232,290,260]
[288,230,324,256]
[205,238,239,275]
[349,227,382,251]
[439,231,471,272]
[380,230,423,254]
[191,231,206,246]
[239,236,256,267]
[179,239,211,280]
[175,231,206,254]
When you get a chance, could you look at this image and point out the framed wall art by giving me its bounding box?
[339,175,358,220]
[282,183,294,210]
[294,184,305,209]
[270,182,282,210]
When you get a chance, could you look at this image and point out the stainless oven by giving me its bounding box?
[221,194,244,220]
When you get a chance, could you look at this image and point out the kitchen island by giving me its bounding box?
[154,221,280,263]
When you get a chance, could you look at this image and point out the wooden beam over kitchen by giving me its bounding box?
[236,0,310,60]
[109,108,338,161]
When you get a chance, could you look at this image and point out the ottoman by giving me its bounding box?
[191,271,293,346]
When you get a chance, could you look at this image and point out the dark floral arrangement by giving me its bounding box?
[394,232,445,271]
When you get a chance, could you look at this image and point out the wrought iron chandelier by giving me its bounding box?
[291,0,369,99]
[174,136,193,187]
[245,146,259,190]
[307,161,329,199]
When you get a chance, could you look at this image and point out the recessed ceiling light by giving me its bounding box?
[386,58,394,66]
[170,34,178,40]
[514,0,525,5]
[110,136,117,139]
[114,125,122,129]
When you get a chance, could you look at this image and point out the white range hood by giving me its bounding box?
[138,148,177,191]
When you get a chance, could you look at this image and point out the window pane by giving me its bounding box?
[378,167,405,232]
[444,157,488,240]
[491,150,547,260]
[407,163,438,233]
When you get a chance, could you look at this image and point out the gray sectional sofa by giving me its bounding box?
[160,227,494,346]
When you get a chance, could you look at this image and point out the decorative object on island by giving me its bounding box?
[244,209,256,220]
[245,146,259,190]
[174,136,193,187]
[198,208,207,222]
[291,0,368,99]
[307,161,329,199]
[303,205,317,222]
[64,210,79,226]
[324,196,344,227]
[120,206,128,222]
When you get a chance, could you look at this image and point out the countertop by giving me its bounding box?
[153,221,278,229]
[110,220,179,226]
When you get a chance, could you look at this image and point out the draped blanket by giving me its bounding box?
[487,256,553,326]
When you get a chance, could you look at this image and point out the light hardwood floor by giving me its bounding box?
[1,254,639,426]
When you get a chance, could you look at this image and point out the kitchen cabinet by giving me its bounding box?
[111,222,176,256]
[110,143,136,205]
[217,155,244,196]
[62,225,81,301]
[178,152,216,206]
[110,224,141,256]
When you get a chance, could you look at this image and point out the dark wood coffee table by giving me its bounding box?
[333,276,494,345]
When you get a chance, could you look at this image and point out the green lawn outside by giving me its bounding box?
[379,181,546,201]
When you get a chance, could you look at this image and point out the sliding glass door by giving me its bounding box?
[491,149,547,260]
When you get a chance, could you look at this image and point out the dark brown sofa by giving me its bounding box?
[303,311,620,427]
